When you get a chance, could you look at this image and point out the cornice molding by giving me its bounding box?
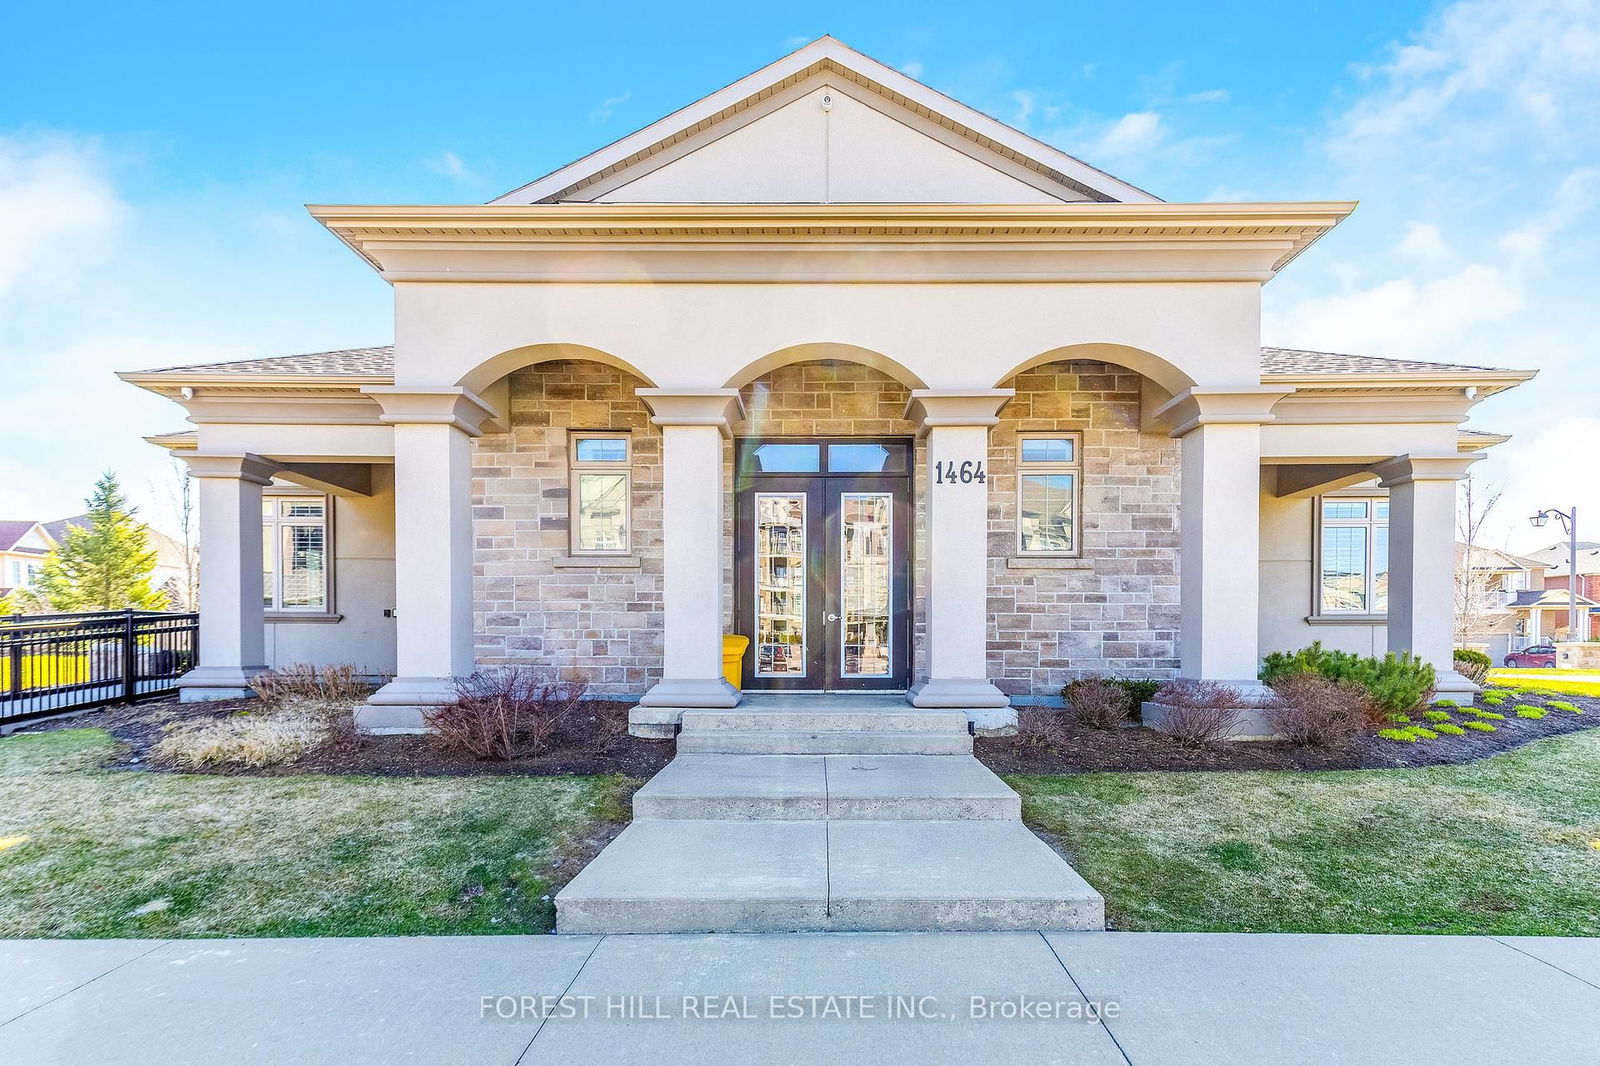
[904,389,1016,431]
[1373,453,1481,487]
[181,452,279,485]
[362,386,500,436]
[1153,386,1295,438]
[635,388,745,436]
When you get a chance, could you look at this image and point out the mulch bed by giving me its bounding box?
[16,698,674,779]
[978,691,1600,774]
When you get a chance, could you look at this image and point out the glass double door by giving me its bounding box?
[735,440,911,691]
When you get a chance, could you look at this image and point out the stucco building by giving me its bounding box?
[122,37,1532,733]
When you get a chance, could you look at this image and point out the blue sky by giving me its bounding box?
[2,0,1596,552]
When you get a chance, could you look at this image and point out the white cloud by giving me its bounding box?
[1490,415,1600,553]
[0,135,125,303]
[1185,88,1230,104]
[590,91,632,123]
[1394,221,1453,262]
[1091,111,1166,158]
[900,60,924,79]
[424,150,473,182]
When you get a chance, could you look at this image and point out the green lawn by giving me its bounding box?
[1012,728,1600,936]
[0,729,633,938]
[1490,668,1600,697]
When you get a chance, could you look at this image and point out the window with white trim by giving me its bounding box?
[1016,433,1082,556]
[262,496,329,611]
[569,433,631,554]
[1317,497,1389,614]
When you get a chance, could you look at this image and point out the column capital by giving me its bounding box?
[904,389,1015,431]
[181,452,279,485]
[1373,453,1480,487]
[362,386,500,436]
[1152,386,1294,438]
[635,389,745,436]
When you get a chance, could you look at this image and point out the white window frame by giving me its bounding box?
[1314,495,1389,616]
[568,432,632,556]
[1015,432,1083,557]
[263,494,332,614]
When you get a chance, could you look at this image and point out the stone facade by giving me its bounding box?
[986,361,1181,697]
[471,361,664,694]
[471,357,1179,701]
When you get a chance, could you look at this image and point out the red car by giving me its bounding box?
[1504,644,1557,668]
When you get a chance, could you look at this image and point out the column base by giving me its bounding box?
[638,677,742,709]
[1141,679,1278,741]
[358,676,460,734]
[1433,668,1481,697]
[907,678,1011,708]
[177,665,267,702]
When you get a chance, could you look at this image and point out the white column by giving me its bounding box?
[1156,387,1291,687]
[637,389,744,709]
[178,453,278,700]
[361,387,498,731]
[905,390,1013,713]
[1376,454,1480,694]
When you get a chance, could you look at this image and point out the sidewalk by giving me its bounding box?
[2,931,1597,1064]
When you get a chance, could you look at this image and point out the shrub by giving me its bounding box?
[1515,705,1546,719]
[1109,677,1163,708]
[1410,726,1440,739]
[1548,700,1583,714]
[1434,699,1459,709]
[153,714,324,769]
[1453,648,1491,684]
[249,663,372,707]
[424,669,588,761]
[1378,728,1416,743]
[1422,710,1453,722]
[1483,689,1515,699]
[1151,681,1244,745]
[1264,673,1370,748]
[1433,723,1466,735]
[1064,678,1134,730]
[1464,721,1496,732]
[1260,642,1435,716]
[1463,708,1506,720]
[1016,707,1074,752]
[1481,695,1506,706]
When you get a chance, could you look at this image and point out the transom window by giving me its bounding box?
[1318,497,1389,614]
[570,432,631,555]
[1016,433,1082,556]
[262,496,328,612]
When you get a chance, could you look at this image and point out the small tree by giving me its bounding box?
[159,456,199,610]
[1454,474,1504,649]
[31,472,168,612]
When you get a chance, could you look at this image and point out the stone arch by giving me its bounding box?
[721,342,928,391]
[458,342,658,395]
[992,343,1196,396]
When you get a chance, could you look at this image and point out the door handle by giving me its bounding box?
[826,613,839,623]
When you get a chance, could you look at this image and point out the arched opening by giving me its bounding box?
[458,342,657,395]
[722,343,927,392]
[993,343,1195,397]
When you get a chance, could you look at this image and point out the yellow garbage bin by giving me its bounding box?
[722,635,750,690]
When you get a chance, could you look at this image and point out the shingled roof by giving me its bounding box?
[130,344,1519,381]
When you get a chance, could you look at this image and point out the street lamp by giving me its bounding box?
[1530,506,1580,643]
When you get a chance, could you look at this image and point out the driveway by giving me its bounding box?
[2,931,1596,1064]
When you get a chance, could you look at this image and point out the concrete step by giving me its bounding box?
[679,708,971,733]
[555,818,1104,934]
[632,754,1020,820]
[675,729,973,755]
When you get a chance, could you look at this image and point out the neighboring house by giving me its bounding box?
[0,521,55,602]
[1526,540,1600,640]
[119,37,1535,732]
[1454,544,1595,659]
[1,515,191,611]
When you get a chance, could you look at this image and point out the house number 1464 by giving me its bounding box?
[933,460,987,485]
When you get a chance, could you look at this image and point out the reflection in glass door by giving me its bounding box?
[840,493,892,678]
[754,494,807,677]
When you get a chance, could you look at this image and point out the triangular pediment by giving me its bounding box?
[494,37,1158,206]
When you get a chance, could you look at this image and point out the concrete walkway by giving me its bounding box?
[3,932,1597,1064]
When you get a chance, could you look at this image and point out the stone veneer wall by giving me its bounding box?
[986,360,1181,697]
[471,361,664,694]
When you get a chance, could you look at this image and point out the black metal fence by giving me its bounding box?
[0,609,199,724]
